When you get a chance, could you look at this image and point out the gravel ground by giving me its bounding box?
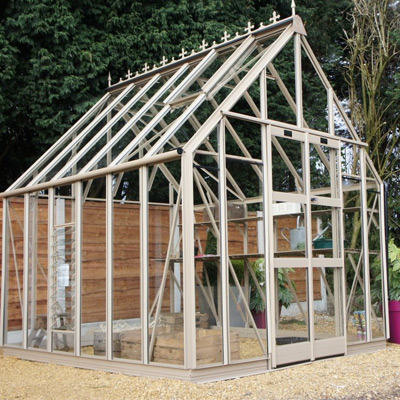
[0,344,399,400]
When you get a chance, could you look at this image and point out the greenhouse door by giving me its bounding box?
[265,125,346,366]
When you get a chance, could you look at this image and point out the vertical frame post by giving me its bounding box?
[181,152,196,369]
[75,181,83,356]
[260,68,273,364]
[337,147,347,347]
[380,181,389,337]
[28,194,38,348]
[360,149,371,341]
[263,123,276,367]
[304,135,315,361]
[22,194,30,349]
[47,189,54,352]
[328,88,334,135]
[330,146,341,338]
[294,33,303,128]
[218,118,230,365]
[1,199,9,346]
[140,166,149,364]
[106,174,113,359]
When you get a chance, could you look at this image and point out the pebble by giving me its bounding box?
[0,344,399,399]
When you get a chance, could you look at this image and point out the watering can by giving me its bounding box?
[281,217,305,250]
[281,220,333,251]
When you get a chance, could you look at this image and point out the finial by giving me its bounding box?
[191,49,196,55]
[135,71,139,77]
[142,63,149,73]
[269,11,281,24]
[179,48,187,58]
[108,71,111,87]
[119,77,122,82]
[152,64,157,70]
[199,39,209,51]
[212,40,217,47]
[125,69,133,80]
[221,31,231,42]
[291,0,296,16]
[235,32,240,37]
[171,56,175,62]
[244,21,254,34]
[160,56,168,67]
[259,22,265,28]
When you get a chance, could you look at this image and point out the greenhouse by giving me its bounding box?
[0,11,389,382]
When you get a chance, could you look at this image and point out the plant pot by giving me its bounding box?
[389,300,400,344]
[251,310,266,329]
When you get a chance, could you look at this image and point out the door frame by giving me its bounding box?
[264,124,346,367]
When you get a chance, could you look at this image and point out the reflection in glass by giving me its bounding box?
[276,268,309,345]
[313,267,343,340]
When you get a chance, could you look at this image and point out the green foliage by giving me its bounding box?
[370,239,400,303]
[202,230,245,286]
[388,239,400,301]
[0,0,353,192]
[203,229,218,285]
[345,0,400,238]
[249,258,294,313]
[230,259,245,285]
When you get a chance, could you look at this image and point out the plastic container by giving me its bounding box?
[389,300,400,344]
[313,238,333,249]
[252,310,266,329]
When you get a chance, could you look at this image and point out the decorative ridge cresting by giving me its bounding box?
[108,7,293,87]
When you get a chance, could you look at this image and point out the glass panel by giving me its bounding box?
[370,254,385,339]
[334,106,353,140]
[41,87,141,181]
[113,170,141,360]
[224,117,262,160]
[5,196,25,346]
[302,50,329,133]
[193,130,224,366]
[27,193,49,349]
[313,267,344,340]
[81,178,106,357]
[343,183,366,343]
[309,143,340,198]
[276,268,309,345]
[342,143,364,342]
[224,134,267,360]
[272,136,304,194]
[366,165,385,340]
[51,185,75,353]
[273,201,308,258]
[312,205,342,259]
[148,161,183,365]
[266,37,296,125]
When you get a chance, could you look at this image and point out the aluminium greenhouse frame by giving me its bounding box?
[0,11,389,382]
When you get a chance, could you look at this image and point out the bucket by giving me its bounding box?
[389,300,400,344]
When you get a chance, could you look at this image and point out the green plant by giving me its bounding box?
[202,230,245,286]
[230,259,245,285]
[203,229,218,286]
[370,255,384,304]
[249,258,295,313]
[370,239,400,303]
[388,239,400,301]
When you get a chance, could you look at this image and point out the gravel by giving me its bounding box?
[0,344,399,399]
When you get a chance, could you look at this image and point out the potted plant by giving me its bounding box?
[388,239,400,344]
[249,258,294,329]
